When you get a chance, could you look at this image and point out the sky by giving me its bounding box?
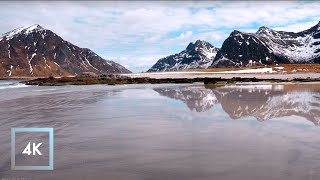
[0,1,319,72]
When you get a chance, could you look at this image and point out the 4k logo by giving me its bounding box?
[11,128,54,170]
[22,142,43,156]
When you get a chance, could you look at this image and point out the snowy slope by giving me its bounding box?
[256,24,320,62]
[0,25,44,40]
[211,21,320,67]
[148,40,219,72]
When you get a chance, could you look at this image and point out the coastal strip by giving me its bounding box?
[23,73,320,86]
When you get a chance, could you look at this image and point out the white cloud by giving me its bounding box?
[0,1,319,72]
[273,20,320,32]
[144,34,163,44]
[179,31,193,39]
[168,31,194,45]
[105,55,167,73]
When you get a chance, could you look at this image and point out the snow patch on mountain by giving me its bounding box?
[255,26,320,62]
[7,65,13,76]
[0,24,44,40]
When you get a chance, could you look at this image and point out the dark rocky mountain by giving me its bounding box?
[0,24,131,77]
[148,40,219,72]
[154,84,320,125]
[211,21,320,67]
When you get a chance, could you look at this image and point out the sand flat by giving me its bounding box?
[124,71,320,80]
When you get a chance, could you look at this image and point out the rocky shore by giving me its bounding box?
[23,73,320,86]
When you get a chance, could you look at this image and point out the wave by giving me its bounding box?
[0,82,28,90]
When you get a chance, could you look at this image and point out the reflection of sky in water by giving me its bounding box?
[109,85,320,180]
[0,82,320,180]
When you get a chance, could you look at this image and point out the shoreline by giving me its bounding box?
[0,77,36,80]
[22,72,320,86]
[124,72,320,80]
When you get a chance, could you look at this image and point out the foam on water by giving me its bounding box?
[0,81,28,90]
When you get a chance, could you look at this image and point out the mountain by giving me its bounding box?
[147,40,219,72]
[211,21,320,67]
[0,24,131,77]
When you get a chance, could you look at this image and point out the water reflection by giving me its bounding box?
[0,87,121,128]
[154,84,320,125]
[1,83,320,180]
[153,86,218,112]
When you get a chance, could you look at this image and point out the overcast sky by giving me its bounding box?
[0,1,319,72]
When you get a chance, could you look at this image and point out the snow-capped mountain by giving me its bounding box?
[211,21,320,67]
[0,24,131,77]
[148,40,219,72]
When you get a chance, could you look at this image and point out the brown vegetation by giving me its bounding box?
[183,64,320,73]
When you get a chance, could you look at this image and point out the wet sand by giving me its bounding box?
[124,72,320,80]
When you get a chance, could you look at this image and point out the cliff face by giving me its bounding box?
[0,24,131,77]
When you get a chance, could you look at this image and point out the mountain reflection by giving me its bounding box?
[153,84,320,125]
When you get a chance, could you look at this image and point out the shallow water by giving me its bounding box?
[0,80,320,180]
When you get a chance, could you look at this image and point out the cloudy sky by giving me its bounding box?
[0,1,319,72]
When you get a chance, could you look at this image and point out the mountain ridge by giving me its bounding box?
[148,21,320,72]
[211,21,320,68]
